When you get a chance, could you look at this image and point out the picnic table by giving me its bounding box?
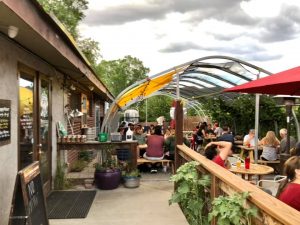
[229,163,274,181]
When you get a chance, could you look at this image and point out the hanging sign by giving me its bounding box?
[0,99,11,146]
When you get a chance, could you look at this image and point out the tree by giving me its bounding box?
[136,96,173,122]
[96,56,150,96]
[37,0,88,39]
[37,0,101,67]
[200,95,285,136]
[77,38,101,67]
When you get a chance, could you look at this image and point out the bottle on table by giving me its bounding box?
[126,128,133,141]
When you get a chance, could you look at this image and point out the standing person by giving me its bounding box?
[243,129,257,147]
[196,123,206,151]
[278,156,300,211]
[279,128,296,153]
[191,125,199,150]
[260,131,280,161]
[213,122,223,137]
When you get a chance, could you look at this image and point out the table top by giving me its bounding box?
[229,163,274,175]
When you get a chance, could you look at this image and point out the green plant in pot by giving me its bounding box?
[94,145,121,190]
[122,168,141,188]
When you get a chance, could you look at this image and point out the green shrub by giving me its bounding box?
[70,160,87,172]
[169,161,211,225]
[209,192,257,225]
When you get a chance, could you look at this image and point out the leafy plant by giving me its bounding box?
[70,159,87,172]
[208,192,257,225]
[54,161,72,190]
[122,169,140,178]
[78,150,94,162]
[169,161,211,225]
[94,145,120,172]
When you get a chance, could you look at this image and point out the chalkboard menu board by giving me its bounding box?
[0,99,11,146]
[9,162,49,225]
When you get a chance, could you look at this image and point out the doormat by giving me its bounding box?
[47,190,96,219]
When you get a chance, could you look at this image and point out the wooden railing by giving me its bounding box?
[176,144,300,225]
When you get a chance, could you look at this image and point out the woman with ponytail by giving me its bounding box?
[278,156,300,211]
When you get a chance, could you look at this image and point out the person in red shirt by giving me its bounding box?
[144,126,164,159]
[204,141,233,168]
[278,156,300,211]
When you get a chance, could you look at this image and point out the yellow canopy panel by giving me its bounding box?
[117,70,176,107]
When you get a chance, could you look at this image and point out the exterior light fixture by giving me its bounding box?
[88,85,94,91]
[8,26,19,38]
[70,84,76,91]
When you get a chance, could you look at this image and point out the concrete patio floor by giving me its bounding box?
[50,172,188,225]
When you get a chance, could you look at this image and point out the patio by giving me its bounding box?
[50,172,188,225]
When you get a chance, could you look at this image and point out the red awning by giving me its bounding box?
[224,66,300,95]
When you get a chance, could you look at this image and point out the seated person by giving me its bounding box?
[279,128,296,153]
[260,131,280,161]
[213,122,223,137]
[206,124,214,135]
[243,129,257,147]
[164,129,190,160]
[291,142,300,156]
[133,124,147,158]
[143,126,164,160]
[217,126,234,144]
[278,156,300,211]
[204,141,233,168]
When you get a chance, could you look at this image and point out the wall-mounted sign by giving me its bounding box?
[0,99,11,146]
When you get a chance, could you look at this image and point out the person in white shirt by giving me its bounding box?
[243,129,258,147]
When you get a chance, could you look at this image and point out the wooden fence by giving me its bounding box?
[176,144,300,225]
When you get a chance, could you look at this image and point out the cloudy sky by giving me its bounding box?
[79,0,300,75]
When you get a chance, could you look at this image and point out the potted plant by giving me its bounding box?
[122,169,141,188]
[94,146,121,190]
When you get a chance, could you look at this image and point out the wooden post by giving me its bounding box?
[175,100,183,171]
[210,175,219,225]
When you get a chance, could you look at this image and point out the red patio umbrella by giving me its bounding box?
[224,66,300,95]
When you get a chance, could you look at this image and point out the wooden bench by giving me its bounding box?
[257,159,280,174]
[257,160,280,165]
[137,158,175,173]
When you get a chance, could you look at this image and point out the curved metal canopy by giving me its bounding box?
[101,55,272,132]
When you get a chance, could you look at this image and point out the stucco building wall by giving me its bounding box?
[0,35,64,225]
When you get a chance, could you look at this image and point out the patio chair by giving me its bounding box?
[257,175,287,197]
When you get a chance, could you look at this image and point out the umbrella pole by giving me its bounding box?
[254,94,260,164]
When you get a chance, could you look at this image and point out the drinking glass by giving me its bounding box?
[245,157,250,169]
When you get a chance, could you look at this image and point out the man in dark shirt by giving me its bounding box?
[217,126,234,144]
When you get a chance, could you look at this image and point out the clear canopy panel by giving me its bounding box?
[101,55,272,132]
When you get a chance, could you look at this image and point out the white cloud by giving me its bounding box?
[80,0,300,75]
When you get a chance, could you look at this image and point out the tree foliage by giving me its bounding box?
[200,95,285,136]
[37,0,101,67]
[170,161,211,225]
[96,56,150,96]
[37,0,88,39]
[133,96,173,122]
[77,37,101,66]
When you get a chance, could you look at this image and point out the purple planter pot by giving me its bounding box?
[94,169,121,190]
